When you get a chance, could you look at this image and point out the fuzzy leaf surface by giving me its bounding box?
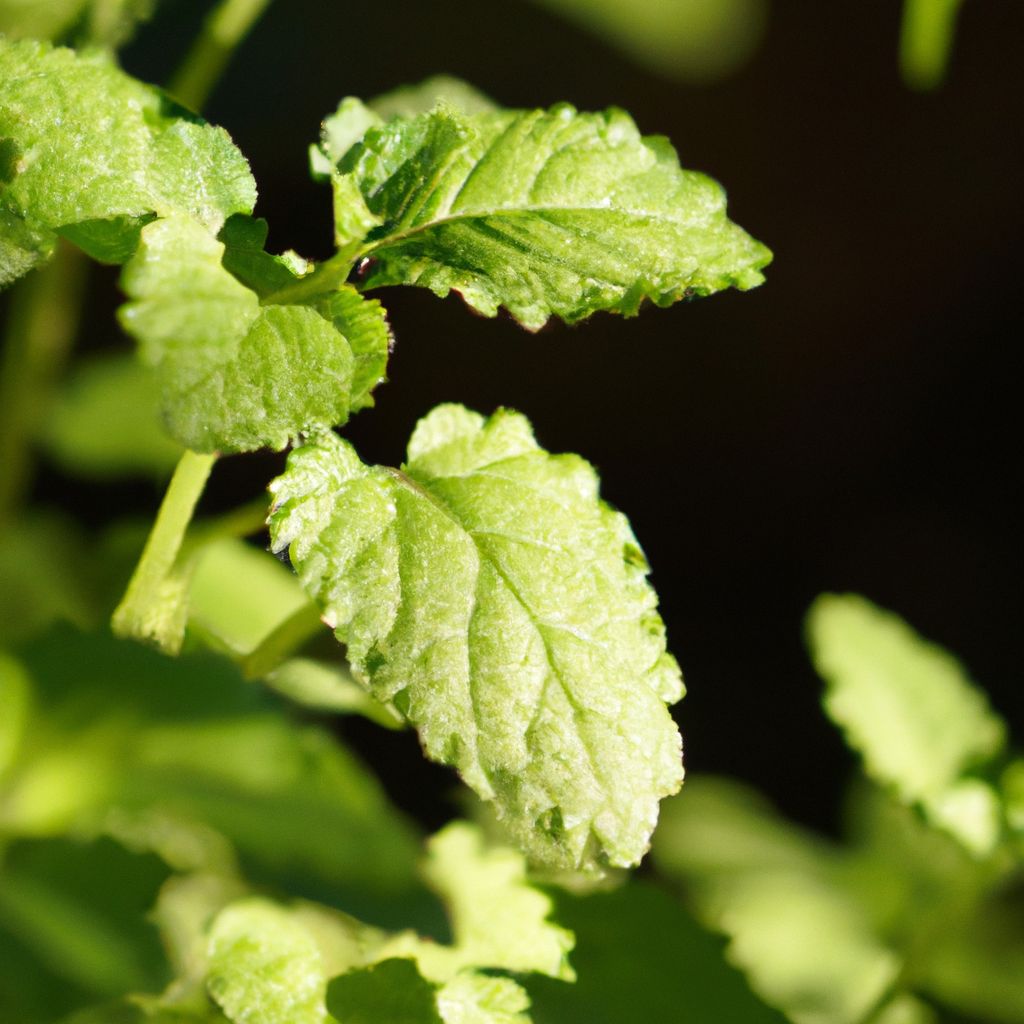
[118,216,389,452]
[378,823,574,981]
[269,405,684,869]
[0,39,254,286]
[324,99,770,328]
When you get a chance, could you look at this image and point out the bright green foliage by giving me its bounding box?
[378,823,575,981]
[118,215,388,452]
[808,594,1007,853]
[318,96,770,329]
[42,354,183,478]
[0,39,255,287]
[206,899,330,1024]
[269,405,684,870]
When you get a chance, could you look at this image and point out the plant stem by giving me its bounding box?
[169,0,274,111]
[0,243,87,526]
[900,0,964,90]
[112,450,217,652]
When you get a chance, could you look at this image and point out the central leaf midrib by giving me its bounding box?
[386,464,617,816]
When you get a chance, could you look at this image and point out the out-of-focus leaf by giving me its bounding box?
[2,628,420,897]
[41,354,183,478]
[186,538,313,661]
[264,658,405,726]
[0,0,156,47]
[527,880,788,1024]
[0,513,97,645]
[0,653,32,778]
[0,837,170,1002]
[326,958,443,1024]
[653,778,899,1024]
[808,594,1006,854]
[530,0,768,82]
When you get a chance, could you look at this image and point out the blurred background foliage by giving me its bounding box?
[1,0,1022,1021]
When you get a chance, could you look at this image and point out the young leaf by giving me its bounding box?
[320,98,770,329]
[206,899,328,1024]
[807,594,1006,852]
[118,216,389,452]
[269,405,684,870]
[0,39,255,286]
[379,822,574,981]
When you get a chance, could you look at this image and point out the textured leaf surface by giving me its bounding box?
[207,899,327,1024]
[379,823,574,981]
[269,405,684,869]
[323,99,770,328]
[0,39,254,286]
[807,595,1006,818]
[118,216,389,452]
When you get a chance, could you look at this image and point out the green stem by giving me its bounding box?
[900,0,964,90]
[112,450,217,652]
[169,0,274,111]
[241,603,326,680]
[0,243,87,526]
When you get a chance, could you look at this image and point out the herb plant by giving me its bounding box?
[1,3,1021,1024]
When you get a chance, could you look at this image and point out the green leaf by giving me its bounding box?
[527,880,789,1024]
[186,538,314,662]
[369,78,499,120]
[379,822,574,981]
[321,99,769,329]
[206,898,330,1024]
[0,837,171,1000]
[41,354,183,478]
[118,215,389,452]
[326,959,442,1024]
[807,594,1007,853]
[0,653,32,779]
[0,39,255,286]
[5,628,420,897]
[436,974,532,1024]
[0,0,157,47]
[529,0,768,82]
[652,778,901,1024]
[269,405,684,870]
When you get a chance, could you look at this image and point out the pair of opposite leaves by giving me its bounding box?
[0,40,771,869]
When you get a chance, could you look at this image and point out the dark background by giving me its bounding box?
[50,0,1024,835]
